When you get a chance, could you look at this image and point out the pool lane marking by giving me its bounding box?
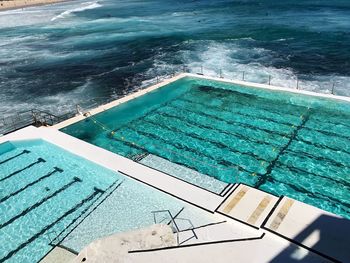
[165,104,289,138]
[176,97,295,128]
[0,177,82,229]
[0,150,30,165]
[112,125,256,176]
[276,161,350,190]
[141,117,268,163]
[151,106,284,149]
[49,179,123,246]
[0,167,64,203]
[247,195,272,226]
[187,86,305,121]
[0,158,46,183]
[0,188,101,263]
[269,199,294,231]
[222,186,248,214]
[254,110,311,188]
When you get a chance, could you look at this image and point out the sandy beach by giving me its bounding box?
[0,0,68,11]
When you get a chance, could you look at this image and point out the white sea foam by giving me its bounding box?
[51,1,102,21]
[141,39,350,97]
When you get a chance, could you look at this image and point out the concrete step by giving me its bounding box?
[217,184,279,228]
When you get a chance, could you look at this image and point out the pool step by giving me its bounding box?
[139,154,228,195]
[39,246,77,263]
[217,184,278,229]
[261,197,350,263]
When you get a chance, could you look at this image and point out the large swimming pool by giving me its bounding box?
[0,139,214,262]
[62,76,350,220]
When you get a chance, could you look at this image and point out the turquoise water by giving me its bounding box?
[0,139,213,262]
[62,76,350,219]
[0,139,118,262]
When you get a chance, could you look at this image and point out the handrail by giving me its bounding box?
[151,208,197,246]
[152,209,180,245]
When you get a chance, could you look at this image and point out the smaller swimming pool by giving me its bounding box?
[0,139,214,262]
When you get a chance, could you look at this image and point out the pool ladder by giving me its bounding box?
[151,208,198,246]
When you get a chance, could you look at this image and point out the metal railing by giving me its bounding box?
[1,64,345,135]
[152,209,198,246]
[192,66,342,96]
[0,109,77,135]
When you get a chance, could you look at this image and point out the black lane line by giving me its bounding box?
[296,136,350,156]
[152,109,284,149]
[219,183,232,196]
[0,177,82,229]
[285,149,350,170]
[88,88,191,135]
[166,104,290,138]
[308,110,350,130]
[141,118,269,163]
[255,112,310,189]
[0,167,63,203]
[275,162,350,191]
[50,180,123,246]
[0,150,30,165]
[303,125,350,142]
[0,158,46,183]
[109,132,254,180]
[178,97,295,128]
[120,126,256,175]
[265,176,350,211]
[145,110,275,161]
[188,87,304,120]
[128,233,265,253]
[113,127,252,187]
[0,189,100,263]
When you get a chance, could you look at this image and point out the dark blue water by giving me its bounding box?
[0,0,349,116]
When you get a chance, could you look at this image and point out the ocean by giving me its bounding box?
[0,0,349,116]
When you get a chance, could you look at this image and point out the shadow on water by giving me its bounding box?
[269,214,350,263]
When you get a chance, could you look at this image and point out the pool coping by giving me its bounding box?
[53,73,350,130]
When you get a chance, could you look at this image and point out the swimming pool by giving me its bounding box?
[0,139,214,262]
[62,76,350,220]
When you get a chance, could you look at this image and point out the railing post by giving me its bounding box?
[331,82,335,95]
[219,69,223,78]
[201,65,203,75]
[296,78,299,90]
[242,71,245,81]
[268,75,271,85]
[156,76,159,83]
[31,110,37,126]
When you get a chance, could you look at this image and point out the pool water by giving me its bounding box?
[0,139,119,262]
[0,139,214,262]
[62,77,350,219]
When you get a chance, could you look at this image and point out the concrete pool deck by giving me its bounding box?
[1,126,349,262]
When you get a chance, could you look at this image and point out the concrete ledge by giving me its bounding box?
[72,224,176,263]
[262,197,350,262]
